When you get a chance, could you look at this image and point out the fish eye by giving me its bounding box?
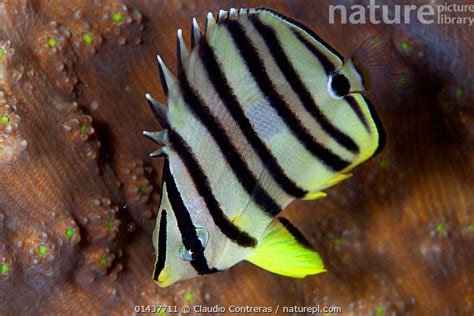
[179,227,209,261]
[328,73,350,98]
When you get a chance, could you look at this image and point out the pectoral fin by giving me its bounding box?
[246,218,325,278]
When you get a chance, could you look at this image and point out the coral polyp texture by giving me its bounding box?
[0,0,472,315]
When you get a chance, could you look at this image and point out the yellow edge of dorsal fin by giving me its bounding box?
[302,191,327,201]
[246,218,326,278]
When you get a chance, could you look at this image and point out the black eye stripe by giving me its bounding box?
[331,73,350,97]
[153,210,168,280]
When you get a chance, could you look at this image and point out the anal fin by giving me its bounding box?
[246,218,325,278]
[302,173,352,200]
[322,173,352,190]
[302,191,327,201]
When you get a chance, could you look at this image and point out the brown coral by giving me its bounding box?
[0,0,472,315]
[116,158,154,208]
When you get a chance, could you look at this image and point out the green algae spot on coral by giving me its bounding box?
[139,186,148,196]
[441,101,453,113]
[183,292,194,303]
[80,122,88,134]
[378,158,389,169]
[65,227,74,240]
[333,237,342,246]
[112,11,124,24]
[106,220,114,229]
[466,224,474,231]
[0,48,5,58]
[401,41,411,52]
[375,305,385,314]
[0,263,8,274]
[1,115,9,124]
[399,75,408,85]
[82,33,94,45]
[435,223,445,234]
[99,257,108,267]
[47,37,58,48]
[455,87,463,98]
[37,245,48,257]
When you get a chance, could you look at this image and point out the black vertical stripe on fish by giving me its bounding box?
[361,95,386,156]
[225,20,351,172]
[292,30,335,76]
[163,160,218,275]
[198,38,307,198]
[249,16,359,154]
[176,63,282,216]
[254,8,345,63]
[153,210,168,280]
[167,129,260,247]
[278,217,314,250]
[344,95,370,132]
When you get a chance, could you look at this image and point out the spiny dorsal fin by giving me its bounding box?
[191,17,202,48]
[149,147,166,158]
[214,8,247,24]
[143,94,169,158]
[177,28,189,76]
[145,93,169,129]
[246,217,325,278]
[156,55,177,97]
[205,12,216,37]
[217,9,228,22]
[229,8,239,18]
[143,130,169,145]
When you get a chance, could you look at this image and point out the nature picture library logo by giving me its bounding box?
[329,0,474,26]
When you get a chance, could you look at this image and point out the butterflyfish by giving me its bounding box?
[143,8,386,287]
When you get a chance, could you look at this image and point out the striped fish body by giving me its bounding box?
[146,8,385,287]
